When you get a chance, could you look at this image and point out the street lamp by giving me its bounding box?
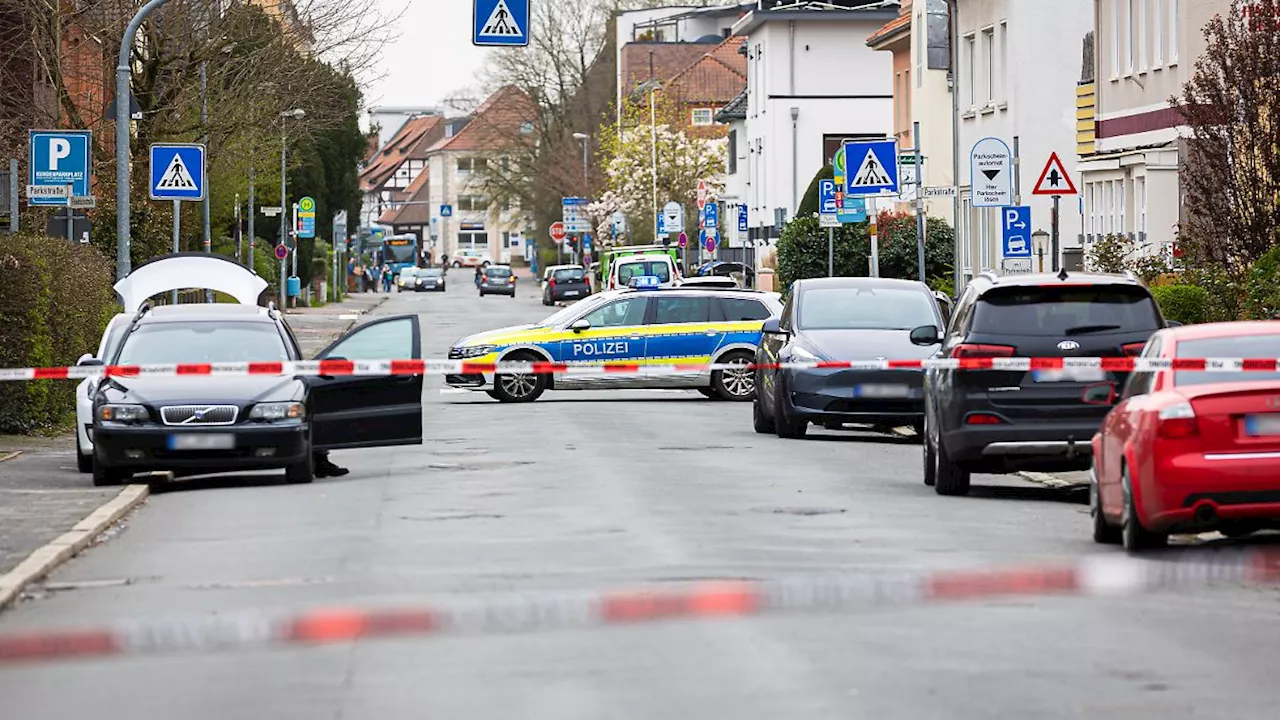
[279,108,305,306]
[572,132,589,190]
[1032,229,1050,273]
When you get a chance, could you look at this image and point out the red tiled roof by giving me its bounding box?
[378,168,432,226]
[866,5,911,48]
[620,42,719,96]
[426,85,537,154]
[665,35,747,106]
[359,115,443,192]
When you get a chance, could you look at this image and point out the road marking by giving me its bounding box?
[439,388,471,395]
[338,313,360,320]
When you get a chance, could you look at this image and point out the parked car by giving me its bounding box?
[610,254,679,290]
[541,264,576,285]
[696,261,755,286]
[921,270,1172,496]
[75,254,266,473]
[542,265,590,305]
[479,265,517,297]
[1091,322,1280,551]
[754,278,945,440]
[413,267,446,292]
[452,249,492,269]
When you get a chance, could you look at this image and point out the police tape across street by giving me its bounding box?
[3,356,1280,381]
[1,548,1278,665]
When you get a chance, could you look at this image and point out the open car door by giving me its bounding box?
[308,315,424,450]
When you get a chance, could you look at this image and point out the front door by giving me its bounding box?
[555,296,650,390]
[643,295,719,388]
[308,315,424,450]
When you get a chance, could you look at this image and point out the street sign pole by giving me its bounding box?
[172,200,181,304]
[8,159,18,234]
[913,121,926,283]
[1052,195,1061,272]
[869,200,880,278]
[65,196,73,241]
[1013,135,1022,205]
[248,159,255,270]
[828,226,834,277]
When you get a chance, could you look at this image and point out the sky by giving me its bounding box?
[362,0,493,119]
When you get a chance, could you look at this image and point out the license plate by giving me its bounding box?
[564,291,580,296]
[167,433,235,451]
[1245,414,1280,437]
[856,384,912,399]
[1034,368,1107,383]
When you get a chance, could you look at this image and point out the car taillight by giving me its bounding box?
[509,276,516,284]
[965,413,1005,425]
[549,279,556,288]
[951,343,1016,359]
[1157,401,1199,439]
[1121,342,1146,357]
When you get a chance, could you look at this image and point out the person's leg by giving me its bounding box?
[313,451,350,478]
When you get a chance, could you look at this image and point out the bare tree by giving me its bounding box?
[1174,0,1280,274]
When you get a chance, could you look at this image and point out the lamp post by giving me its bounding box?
[1032,229,1050,273]
[573,132,589,265]
[278,108,305,307]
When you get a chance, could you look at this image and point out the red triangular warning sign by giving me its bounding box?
[1032,152,1077,196]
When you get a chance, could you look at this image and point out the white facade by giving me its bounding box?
[734,7,897,243]
[426,151,526,265]
[955,0,1092,280]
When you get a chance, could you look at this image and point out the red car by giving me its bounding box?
[1090,322,1280,551]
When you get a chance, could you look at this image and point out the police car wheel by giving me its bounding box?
[711,352,755,401]
[492,353,547,403]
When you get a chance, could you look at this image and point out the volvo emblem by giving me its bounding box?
[1057,340,1081,351]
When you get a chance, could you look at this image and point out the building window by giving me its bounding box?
[458,228,486,252]
[727,130,738,175]
[458,195,488,212]
[457,157,488,174]
[1125,0,1135,72]
[982,27,995,104]
[915,14,923,87]
[1152,0,1164,66]
[999,21,1008,103]
[1169,0,1179,63]
[963,33,976,107]
[1137,176,1147,237]
[1111,0,1121,78]
[691,108,714,126]
[904,69,911,132]
[1119,178,1127,235]
[1136,0,1147,71]
[1105,181,1114,233]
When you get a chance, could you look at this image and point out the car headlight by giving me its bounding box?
[248,402,305,421]
[789,345,823,363]
[99,404,148,423]
[455,344,498,359]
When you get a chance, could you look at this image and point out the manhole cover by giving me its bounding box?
[753,507,846,516]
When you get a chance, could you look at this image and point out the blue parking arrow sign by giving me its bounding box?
[149,143,205,201]
[703,201,719,237]
[473,0,529,47]
[842,139,899,197]
[28,130,91,206]
[818,179,837,215]
[1001,206,1032,257]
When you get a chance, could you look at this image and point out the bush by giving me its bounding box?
[1151,284,1210,325]
[1243,245,1280,320]
[0,235,118,434]
[774,211,955,294]
[797,164,834,218]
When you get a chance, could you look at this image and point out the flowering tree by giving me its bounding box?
[597,95,726,244]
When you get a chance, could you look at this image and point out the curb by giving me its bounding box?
[0,484,150,610]
[0,451,21,463]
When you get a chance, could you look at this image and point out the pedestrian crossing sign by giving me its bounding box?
[473,0,529,47]
[149,143,206,201]
[841,139,899,197]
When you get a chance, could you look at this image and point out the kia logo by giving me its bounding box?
[1268,396,1280,410]
[1057,340,1081,351]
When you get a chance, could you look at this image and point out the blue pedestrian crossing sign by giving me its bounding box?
[473,0,529,47]
[149,143,205,201]
[841,139,899,197]
[1001,206,1032,257]
[28,130,91,206]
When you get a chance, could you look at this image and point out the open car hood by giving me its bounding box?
[115,253,267,312]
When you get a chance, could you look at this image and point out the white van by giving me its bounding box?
[609,254,679,290]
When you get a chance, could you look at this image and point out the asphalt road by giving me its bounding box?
[3,274,1280,719]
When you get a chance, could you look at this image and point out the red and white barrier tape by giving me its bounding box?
[0,549,1276,665]
[2,356,1280,381]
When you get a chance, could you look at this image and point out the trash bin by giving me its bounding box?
[287,276,301,298]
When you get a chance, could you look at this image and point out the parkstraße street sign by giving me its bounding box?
[969,137,1012,207]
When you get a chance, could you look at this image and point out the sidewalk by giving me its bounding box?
[0,292,384,593]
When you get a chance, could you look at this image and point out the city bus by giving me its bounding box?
[380,233,419,274]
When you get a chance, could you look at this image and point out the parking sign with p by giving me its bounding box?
[28,130,91,206]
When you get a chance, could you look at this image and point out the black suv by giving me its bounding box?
[915,270,1170,496]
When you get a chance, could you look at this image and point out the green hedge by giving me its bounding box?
[1150,284,1209,325]
[0,235,118,434]
[775,212,955,293]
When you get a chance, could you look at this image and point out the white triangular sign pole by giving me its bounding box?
[850,148,892,188]
[479,0,523,38]
[157,154,198,191]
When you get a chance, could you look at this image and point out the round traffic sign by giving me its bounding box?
[550,221,567,242]
[275,243,288,260]
[677,231,687,248]
[705,234,717,253]
[298,196,316,212]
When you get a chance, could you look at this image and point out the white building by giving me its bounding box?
[731,2,898,245]
[954,0,1093,281]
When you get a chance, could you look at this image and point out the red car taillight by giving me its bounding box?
[1157,401,1199,439]
[549,279,556,289]
[951,344,1016,359]
[1121,342,1146,357]
[965,413,1005,425]
[509,277,516,284]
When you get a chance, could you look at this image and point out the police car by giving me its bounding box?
[446,277,783,402]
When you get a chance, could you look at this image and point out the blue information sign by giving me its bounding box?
[28,130,91,206]
[1001,206,1032,257]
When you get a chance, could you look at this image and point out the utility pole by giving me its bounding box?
[913,121,926,282]
[248,159,255,271]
